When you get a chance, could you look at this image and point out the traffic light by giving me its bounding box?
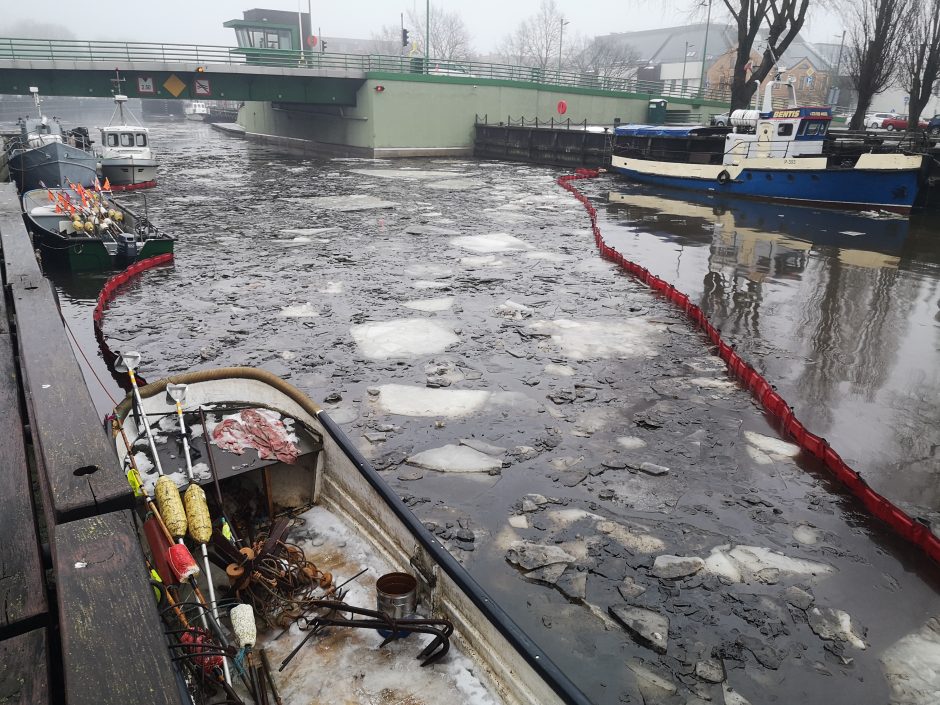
[321,39,327,52]
[402,29,409,47]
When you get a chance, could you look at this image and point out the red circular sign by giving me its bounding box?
[557,100,568,115]
[306,35,318,48]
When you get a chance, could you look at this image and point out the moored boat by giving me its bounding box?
[111,361,591,705]
[21,185,174,270]
[184,101,210,121]
[99,92,158,190]
[610,76,925,214]
[5,87,98,193]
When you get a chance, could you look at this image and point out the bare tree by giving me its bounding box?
[721,0,811,111]
[407,4,474,61]
[496,0,565,70]
[369,24,402,55]
[844,0,913,130]
[565,34,639,79]
[898,0,940,128]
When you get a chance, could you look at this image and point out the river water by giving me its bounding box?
[40,118,940,705]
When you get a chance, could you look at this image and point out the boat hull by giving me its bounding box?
[8,142,98,192]
[100,158,158,188]
[610,154,923,214]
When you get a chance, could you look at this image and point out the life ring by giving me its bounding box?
[717,170,732,185]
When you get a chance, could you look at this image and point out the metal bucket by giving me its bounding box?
[376,572,417,619]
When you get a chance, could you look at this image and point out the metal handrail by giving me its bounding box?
[0,36,733,103]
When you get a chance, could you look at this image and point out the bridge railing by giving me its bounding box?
[0,37,731,104]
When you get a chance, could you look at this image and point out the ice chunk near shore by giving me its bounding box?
[350,319,458,359]
[494,300,532,319]
[544,363,575,377]
[807,607,867,650]
[285,194,398,211]
[375,384,489,417]
[617,436,648,450]
[450,233,531,253]
[525,319,662,360]
[401,297,455,312]
[882,617,940,705]
[406,444,501,473]
[704,545,832,583]
[460,254,505,267]
[744,430,801,457]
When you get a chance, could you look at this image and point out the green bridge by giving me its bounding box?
[0,37,729,157]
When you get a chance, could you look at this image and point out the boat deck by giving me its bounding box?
[0,181,181,704]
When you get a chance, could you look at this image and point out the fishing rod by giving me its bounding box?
[167,381,232,686]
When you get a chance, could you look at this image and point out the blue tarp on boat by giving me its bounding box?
[614,124,708,137]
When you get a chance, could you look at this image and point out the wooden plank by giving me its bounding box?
[11,279,131,523]
[0,628,50,704]
[0,182,41,287]
[54,511,182,705]
[0,319,48,633]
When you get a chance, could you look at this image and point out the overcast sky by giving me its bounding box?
[0,1,844,53]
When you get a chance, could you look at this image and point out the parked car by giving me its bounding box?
[864,112,896,129]
[881,114,929,131]
[710,112,730,126]
[927,114,940,135]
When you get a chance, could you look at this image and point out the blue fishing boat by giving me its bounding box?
[5,87,97,194]
[610,77,925,214]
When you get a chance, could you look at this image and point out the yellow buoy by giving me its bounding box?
[114,212,124,222]
[155,476,187,540]
[83,221,95,233]
[72,220,83,231]
[184,483,212,544]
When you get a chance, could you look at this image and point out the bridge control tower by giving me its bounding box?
[224,8,312,63]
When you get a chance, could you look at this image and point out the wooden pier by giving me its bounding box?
[0,182,181,705]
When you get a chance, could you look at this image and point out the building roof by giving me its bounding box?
[598,23,737,65]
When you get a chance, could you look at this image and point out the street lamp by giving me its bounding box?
[698,0,713,97]
[682,42,694,97]
[558,18,570,74]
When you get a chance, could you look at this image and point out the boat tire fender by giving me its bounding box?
[717,170,732,185]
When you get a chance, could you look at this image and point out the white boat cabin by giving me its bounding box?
[723,79,832,164]
[98,95,152,160]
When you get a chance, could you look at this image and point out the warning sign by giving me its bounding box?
[137,77,154,94]
[194,78,211,97]
[163,74,186,97]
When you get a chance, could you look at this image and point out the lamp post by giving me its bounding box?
[698,0,712,97]
[425,0,430,66]
[558,18,570,74]
[682,42,694,97]
[830,30,845,106]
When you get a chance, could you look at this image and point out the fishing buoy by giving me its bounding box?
[114,212,124,222]
[168,543,200,581]
[72,219,82,231]
[155,476,187,539]
[184,483,212,544]
[108,209,116,218]
[83,221,94,233]
[230,604,256,648]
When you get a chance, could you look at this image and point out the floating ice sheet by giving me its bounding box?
[744,430,801,457]
[526,319,662,360]
[350,319,459,359]
[350,168,473,180]
[279,227,341,237]
[401,297,455,312]
[704,545,832,583]
[450,233,532,253]
[283,194,398,211]
[407,444,502,473]
[882,617,940,705]
[376,384,489,417]
[280,303,319,318]
[460,255,505,267]
[426,178,486,191]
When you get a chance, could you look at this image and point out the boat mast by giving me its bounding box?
[111,70,127,124]
[29,86,43,120]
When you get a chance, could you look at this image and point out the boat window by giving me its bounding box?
[817,122,828,136]
[136,133,147,147]
[777,123,794,136]
[120,132,134,147]
[107,133,119,147]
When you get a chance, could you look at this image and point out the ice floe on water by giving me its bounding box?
[350,319,458,359]
[406,444,502,473]
[349,168,474,180]
[283,194,398,211]
[882,617,940,705]
[524,251,571,263]
[375,384,489,417]
[279,227,341,237]
[317,281,344,294]
[401,296,455,312]
[544,363,575,377]
[525,319,662,360]
[494,299,532,319]
[617,436,648,450]
[744,430,801,457]
[426,178,486,191]
[450,233,532,253]
[280,303,319,318]
[460,254,505,267]
[704,545,832,583]
[412,280,451,289]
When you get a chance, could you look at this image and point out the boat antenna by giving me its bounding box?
[110,70,127,124]
[29,86,43,120]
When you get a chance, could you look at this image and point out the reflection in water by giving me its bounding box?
[603,186,940,520]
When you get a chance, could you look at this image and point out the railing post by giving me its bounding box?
[162,44,166,62]
[126,43,131,62]
[48,39,54,61]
